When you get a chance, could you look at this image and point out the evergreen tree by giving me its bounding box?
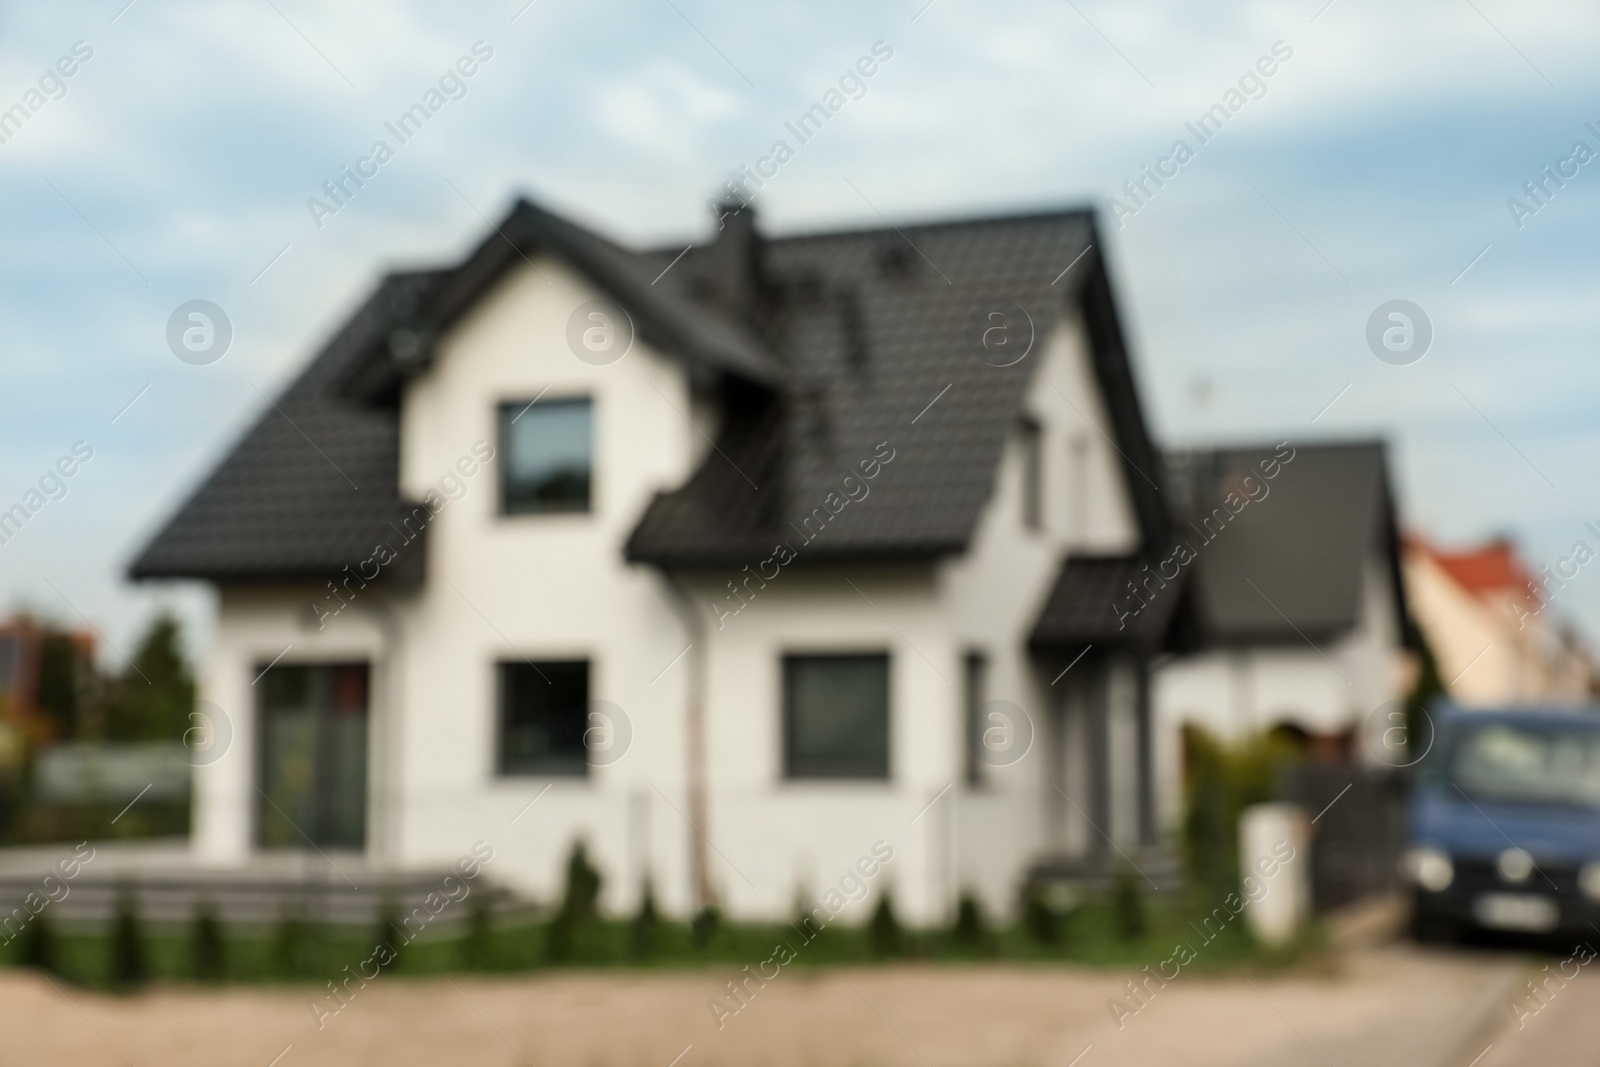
[191,899,226,982]
[110,883,149,988]
[869,894,902,958]
[107,614,194,742]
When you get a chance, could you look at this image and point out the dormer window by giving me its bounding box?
[499,397,592,515]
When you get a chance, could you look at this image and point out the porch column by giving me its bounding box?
[1087,657,1111,857]
[1136,657,1156,845]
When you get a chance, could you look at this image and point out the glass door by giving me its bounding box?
[257,663,369,850]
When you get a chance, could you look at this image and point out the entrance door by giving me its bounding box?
[256,663,369,849]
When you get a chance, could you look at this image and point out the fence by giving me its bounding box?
[1279,762,1407,913]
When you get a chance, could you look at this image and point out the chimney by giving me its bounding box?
[710,197,761,323]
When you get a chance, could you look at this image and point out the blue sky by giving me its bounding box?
[2,0,1599,662]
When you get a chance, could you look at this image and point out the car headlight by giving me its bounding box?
[1580,862,1600,901]
[1403,847,1455,892]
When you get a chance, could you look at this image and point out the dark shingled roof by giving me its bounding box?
[1163,441,1411,646]
[625,209,1170,565]
[130,270,449,582]
[1029,555,1193,653]
[131,196,1169,582]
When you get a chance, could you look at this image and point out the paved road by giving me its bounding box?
[1474,941,1600,1067]
[0,941,1537,1067]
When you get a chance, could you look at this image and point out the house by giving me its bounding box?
[131,196,1185,924]
[0,616,96,750]
[1403,536,1595,707]
[1150,442,1416,782]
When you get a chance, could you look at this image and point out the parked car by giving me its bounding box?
[1405,705,1600,940]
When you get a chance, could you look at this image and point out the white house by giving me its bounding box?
[131,196,1412,925]
[1151,442,1416,789]
[131,196,1196,925]
[1403,535,1595,708]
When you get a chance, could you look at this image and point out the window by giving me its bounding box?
[1020,418,1043,531]
[783,654,890,779]
[257,663,369,849]
[499,398,592,514]
[964,652,988,786]
[498,660,589,776]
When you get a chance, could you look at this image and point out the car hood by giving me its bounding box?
[1412,790,1600,864]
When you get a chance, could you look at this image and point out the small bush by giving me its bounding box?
[19,910,57,973]
[630,881,658,959]
[1020,881,1060,947]
[1182,726,1296,902]
[374,897,404,972]
[460,890,493,970]
[272,900,314,978]
[546,841,604,963]
[953,892,992,954]
[869,895,902,958]
[191,900,226,982]
[110,884,148,989]
[1111,870,1146,941]
[690,904,720,950]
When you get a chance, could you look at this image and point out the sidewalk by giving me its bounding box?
[0,938,1529,1067]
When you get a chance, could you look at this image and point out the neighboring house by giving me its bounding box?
[0,616,95,752]
[1403,536,1595,707]
[1150,443,1416,792]
[131,196,1184,923]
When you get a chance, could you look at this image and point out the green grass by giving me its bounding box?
[0,895,1323,991]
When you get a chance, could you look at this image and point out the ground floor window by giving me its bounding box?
[783,653,890,779]
[256,662,369,849]
[498,660,589,776]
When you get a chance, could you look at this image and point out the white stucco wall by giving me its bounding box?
[938,309,1142,918]
[192,266,1153,927]
[1151,549,1407,828]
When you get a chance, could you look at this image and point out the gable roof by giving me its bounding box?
[625,209,1171,565]
[131,196,1169,582]
[1163,441,1412,646]
[1413,536,1539,607]
[130,269,448,582]
[1028,555,1196,654]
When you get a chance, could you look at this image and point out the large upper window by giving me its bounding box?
[499,398,592,515]
[964,652,988,786]
[783,654,890,780]
[1020,418,1043,531]
[498,660,589,776]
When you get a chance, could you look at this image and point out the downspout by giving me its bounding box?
[663,572,717,914]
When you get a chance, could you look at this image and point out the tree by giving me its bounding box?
[106,613,194,742]
[1404,624,1446,762]
[34,633,83,740]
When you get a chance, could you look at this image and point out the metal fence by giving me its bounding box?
[1280,762,1408,913]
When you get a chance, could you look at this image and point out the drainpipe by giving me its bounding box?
[663,573,717,914]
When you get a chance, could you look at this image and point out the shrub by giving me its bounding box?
[1019,881,1060,947]
[1182,725,1294,902]
[546,841,604,963]
[191,899,225,982]
[690,904,720,950]
[374,896,404,972]
[953,892,992,953]
[19,910,57,973]
[869,894,902,958]
[460,889,493,970]
[110,883,148,988]
[272,899,314,978]
[630,880,658,959]
[1111,870,1146,941]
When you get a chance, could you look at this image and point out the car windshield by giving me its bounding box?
[1444,721,1600,806]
